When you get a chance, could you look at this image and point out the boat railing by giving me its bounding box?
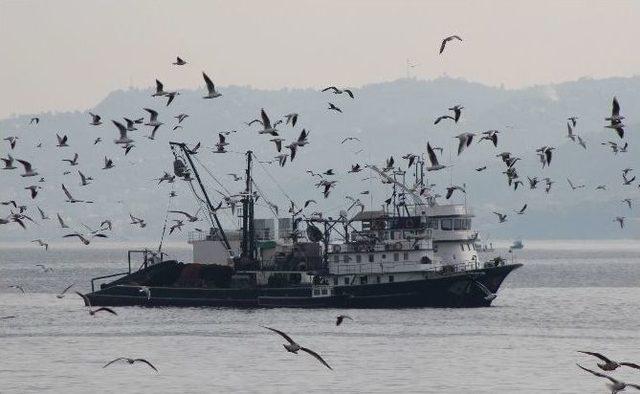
[329,258,506,276]
[89,249,166,292]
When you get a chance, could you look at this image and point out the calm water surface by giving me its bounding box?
[1,241,639,393]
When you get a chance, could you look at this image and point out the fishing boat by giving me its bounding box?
[83,142,521,308]
[510,240,524,250]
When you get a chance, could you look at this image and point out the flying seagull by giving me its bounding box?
[284,113,299,127]
[336,315,353,326]
[32,239,49,250]
[439,35,462,54]
[113,120,134,145]
[614,216,625,229]
[449,105,463,122]
[578,351,640,372]
[258,109,278,136]
[446,185,465,199]
[1,154,16,169]
[169,210,199,222]
[62,153,79,166]
[89,112,102,126]
[56,134,69,147]
[173,56,187,65]
[262,326,332,370]
[56,283,75,299]
[202,72,222,98]
[17,159,38,177]
[103,357,158,372]
[515,204,527,215]
[103,156,115,170]
[455,133,475,155]
[328,103,342,113]
[577,364,640,393]
[75,292,117,316]
[426,143,445,171]
[9,285,25,293]
[493,212,507,223]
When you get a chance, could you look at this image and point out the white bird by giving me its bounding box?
[113,120,134,145]
[103,357,158,372]
[1,154,16,169]
[75,292,117,316]
[258,109,278,136]
[17,159,38,177]
[578,351,640,372]
[37,206,49,220]
[439,35,462,54]
[168,210,199,222]
[577,364,640,393]
[143,108,163,128]
[62,184,92,203]
[173,56,187,65]
[57,213,69,228]
[32,239,49,251]
[262,326,332,370]
[56,283,74,298]
[62,153,79,166]
[25,185,41,199]
[455,133,474,155]
[284,113,299,127]
[138,286,151,300]
[426,143,445,171]
[202,72,222,98]
[493,212,507,223]
[151,79,167,97]
[56,134,69,147]
[89,112,102,126]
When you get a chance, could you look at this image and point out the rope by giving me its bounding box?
[252,152,296,205]
[157,182,175,253]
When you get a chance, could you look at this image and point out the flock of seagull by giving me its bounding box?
[0,33,637,384]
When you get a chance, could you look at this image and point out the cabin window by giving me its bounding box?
[356,254,362,263]
[393,253,399,262]
[344,277,349,285]
[441,219,453,230]
[321,288,328,295]
[388,275,395,283]
[314,289,320,295]
[390,231,395,240]
[360,276,368,285]
[333,277,338,285]
[333,255,339,263]
[403,252,409,260]
[368,254,374,263]
[382,254,386,260]
[454,219,464,230]
[376,276,381,284]
[427,219,438,229]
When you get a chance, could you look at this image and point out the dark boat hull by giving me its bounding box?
[85,263,521,309]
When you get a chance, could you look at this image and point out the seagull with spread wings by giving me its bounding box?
[262,326,332,370]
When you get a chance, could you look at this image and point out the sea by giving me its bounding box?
[1,240,639,393]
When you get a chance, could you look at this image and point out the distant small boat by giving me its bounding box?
[510,240,524,250]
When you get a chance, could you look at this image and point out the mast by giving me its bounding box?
[241,150,255,261]
[169,142,231,251]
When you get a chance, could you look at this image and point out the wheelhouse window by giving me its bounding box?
[376,276,381,284]
[403,252,409,260]
[427,219,438,229]
[360,276,368,285]
[454,219,464,230]
[388,275,395,283]
[356,254,362,263]
[333,277,338,285]
[368,254,374,263]
[393,252,399,262]
[344,277,349,285]
[441,219,453,230]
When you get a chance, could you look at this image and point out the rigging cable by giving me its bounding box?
[157,182,175,254]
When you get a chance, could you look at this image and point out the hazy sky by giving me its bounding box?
[1,0,639,119]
